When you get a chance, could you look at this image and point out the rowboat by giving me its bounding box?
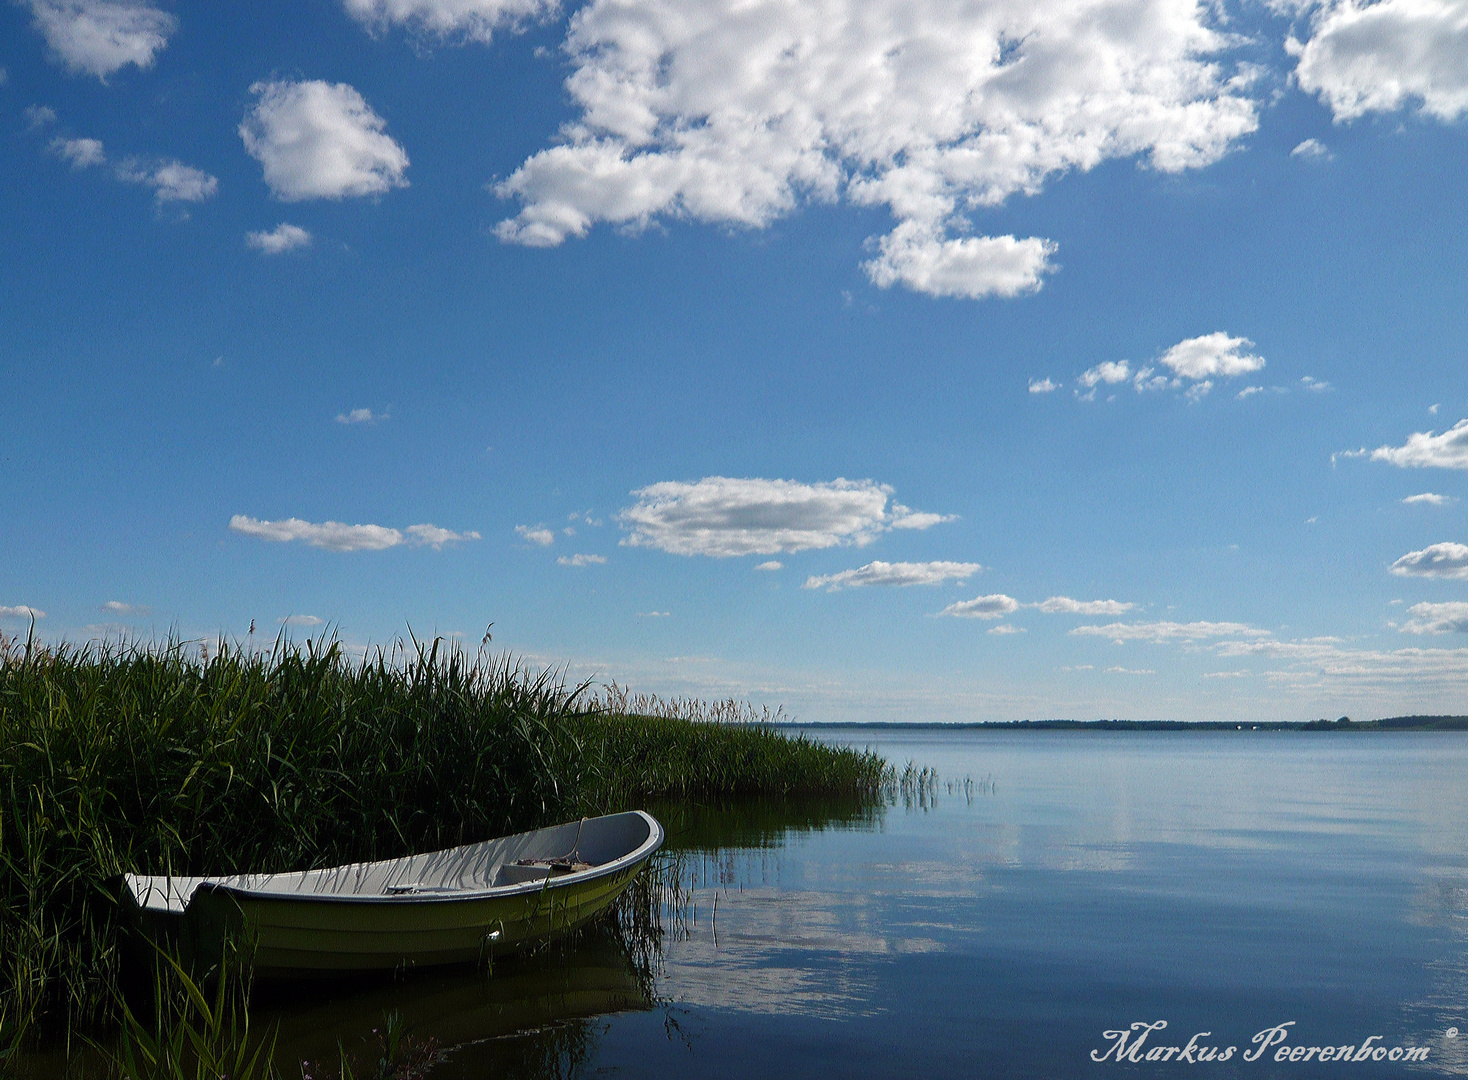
[121,810,664,976]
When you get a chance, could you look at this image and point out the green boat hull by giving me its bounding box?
[123,811,663,976]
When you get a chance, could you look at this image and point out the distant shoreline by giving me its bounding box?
[780,716,1468,732]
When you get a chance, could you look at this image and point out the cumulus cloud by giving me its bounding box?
[619,477,950,557]
[1029,377,1059,394]
[1156,332,1264,380]
[341,0,557,41]
[1371,419,1468,469]
[1032,596,1136,615]
[939,594,1021,619]
[27,0,176,79]
[989,624,1025,634]
[1291,0,1468,122]
[1390,542,1468,579]
[803,560,982,592]
[335,407,386,424]
[229,515,479,552]
[558,553,607,566]
[492,0,1258,298]
[50,135,105,167]
[1400,601,1468,634]
[248,223,313,254]
[279,614,324,627]
[1290,137,1332,161]
[101,600,146,614]
[516,524,555,546]
[755,561,783,571]
[0,605,46,619]
[864,226,1056,299]
[1079,360,1133,388]
[240,80,409,201]
[1403,492,1454,506]
[26,105,58,128]
[1072,619,1268,642]
[116,158,219,203]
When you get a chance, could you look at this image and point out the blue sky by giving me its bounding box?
[3,0,1468,722]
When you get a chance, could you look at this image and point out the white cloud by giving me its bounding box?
[516,524,555,546]
[50,135,105,167]
[248,223,313,254]
[279,614,324,627]
[335,407,386,424]
[1183,379,1214,402]
[1072,619,1268,642]
[1290,0,1468,123]
[341,0,558,41]
[638,610,671,616]
[1290,137,1332,161]
[101,600,146,614]
[939,594,1021,619]
[1105,665,1155,674]
[240,80,409,202]
[27,105,58,128]
[405,523,482,549]
[492,0,1258,298]
[230,515,478,552]
[619,477,949,557]
[1403,492,1454,506]
[1371,419,1468,469]
[864,226,1057,299]
[1401,601,1468,634]
[116,158,219,203]
[0,605,46,619]
[558,553,607,566]
[28,0,176,79]
[1300,375,1331,392]
[1237,385,1263,398]
[1029,377,1059,394]
[1431,403,1441,414]
[988,623,1025,635]
[1078,360,1133,388]
[1156,332,1264,380]
[1390,542,1468,579]
[1032,596,1136,615]
[755,561,783,571]
[803,560,982,592]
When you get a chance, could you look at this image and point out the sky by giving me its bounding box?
[2,0,1468,723]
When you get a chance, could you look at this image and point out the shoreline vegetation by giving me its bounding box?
[786,716,1468,731]
[0,632,888,1050]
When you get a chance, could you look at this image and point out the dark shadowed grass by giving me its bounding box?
[0,630,887,1045]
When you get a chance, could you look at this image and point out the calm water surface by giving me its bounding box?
[266,730,1468,1078]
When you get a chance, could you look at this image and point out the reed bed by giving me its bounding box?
[0,631,887,1046]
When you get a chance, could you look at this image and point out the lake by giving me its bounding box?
[260,729,1468,1078]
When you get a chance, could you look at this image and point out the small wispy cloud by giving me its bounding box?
[116,157,219,204]
[1290,138,1332,162]
[335,407,387,424]
[1031,596,1135,615]
[638,610,671,617]
[101,600,147,615]
[1028,377,1058,394]
[50,135,105,168]
[939,594,1020,620]
[1105,666,1155,675]
[26,104,57,128]
[278,614,323,627]
[755,561,783,571]
[1072,620,1267,643]
[988,624,1024,635]
[248,223,312,254]
[0,605,46,619]
[803,560,981,592]
[558,553,607,567]
[230,515,479,552]
[1402,493,1454,506]
[516,524,555,546]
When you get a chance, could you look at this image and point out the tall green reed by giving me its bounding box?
[0,630,886,1045]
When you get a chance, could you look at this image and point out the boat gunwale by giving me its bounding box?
[125,810,664,911]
